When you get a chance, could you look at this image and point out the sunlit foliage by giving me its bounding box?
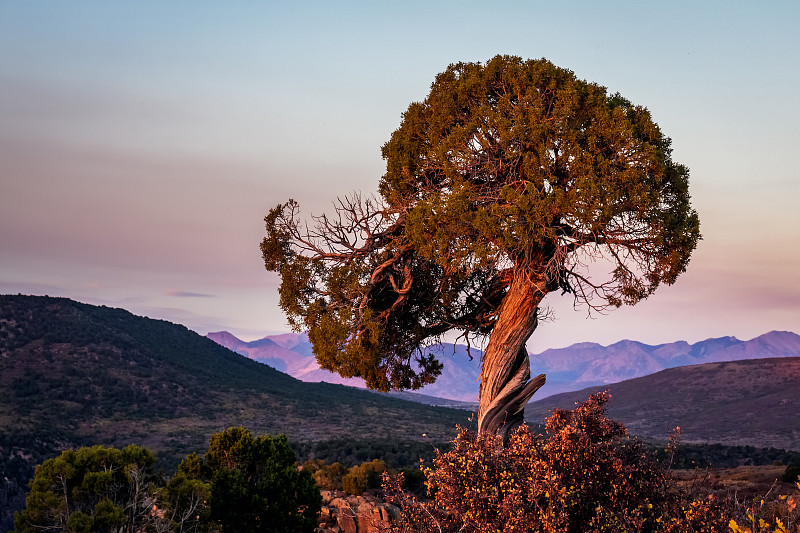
[382,393,731,533]
[342,459,395,496]
[729,482,800,533]
[262,55,700,437]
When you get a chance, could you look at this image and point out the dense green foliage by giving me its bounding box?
[301,459,347,492]
[156,458,213,533]
[191,427,321,533]
[13,444,161,533]
[262,54,700,395]
[302,456,431,494]
[12,430,322,533]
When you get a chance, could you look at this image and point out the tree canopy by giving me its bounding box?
[12,430,321,533]
[262,55,700,437]
[13,444,160,533]
[199,427,321,533]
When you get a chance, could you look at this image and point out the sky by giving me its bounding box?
[1,1,798,352]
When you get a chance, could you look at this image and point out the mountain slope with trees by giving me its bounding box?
[0,294,471,532]
[524,357,800,450]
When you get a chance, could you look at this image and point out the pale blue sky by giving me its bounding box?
[1,1,798,350]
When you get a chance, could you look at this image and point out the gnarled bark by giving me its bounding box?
[478,273,547,441]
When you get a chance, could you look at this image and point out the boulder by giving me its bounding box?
[336,507,358,533]
[329,497,349,509]
[317,491,398,533]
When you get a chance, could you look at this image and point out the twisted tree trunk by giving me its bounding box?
[478,272,547,441]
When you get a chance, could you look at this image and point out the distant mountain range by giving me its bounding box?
[207,330,800,402]
[208,328,800,451]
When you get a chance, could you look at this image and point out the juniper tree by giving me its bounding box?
[195,428,321,533]
[261,55,700,440]
[13,445,160,533]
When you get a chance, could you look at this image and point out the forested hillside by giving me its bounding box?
[4,295,799,532]
[0,295,471,531]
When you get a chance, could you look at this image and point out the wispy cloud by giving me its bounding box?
[165,289,215,298]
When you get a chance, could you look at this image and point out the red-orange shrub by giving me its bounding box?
[383,392,730,533]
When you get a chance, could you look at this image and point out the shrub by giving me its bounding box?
[383,392,731,533]
[303,458,347,491]
[198,427,322,533]
[12,444,162,533]
[156,457,213,533]
[728,482,800,533]
[784,464,800,483]
[401,467,427,494]
[343,459,394,495]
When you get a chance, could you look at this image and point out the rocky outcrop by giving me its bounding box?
[316,491,400,533]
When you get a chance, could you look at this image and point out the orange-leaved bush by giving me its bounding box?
[382,392,731,533]
[728,481,800,533]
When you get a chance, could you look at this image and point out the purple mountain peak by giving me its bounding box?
[206,330,800,403]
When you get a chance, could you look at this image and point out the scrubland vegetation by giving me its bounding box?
[0,295,471,531]
[11,393,800,533]
[3,295,800,533]
[381,393,800,532]
[12,427,320,533]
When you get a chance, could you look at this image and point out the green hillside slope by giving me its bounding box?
[525,357,800,451]
[0,295,472,531]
